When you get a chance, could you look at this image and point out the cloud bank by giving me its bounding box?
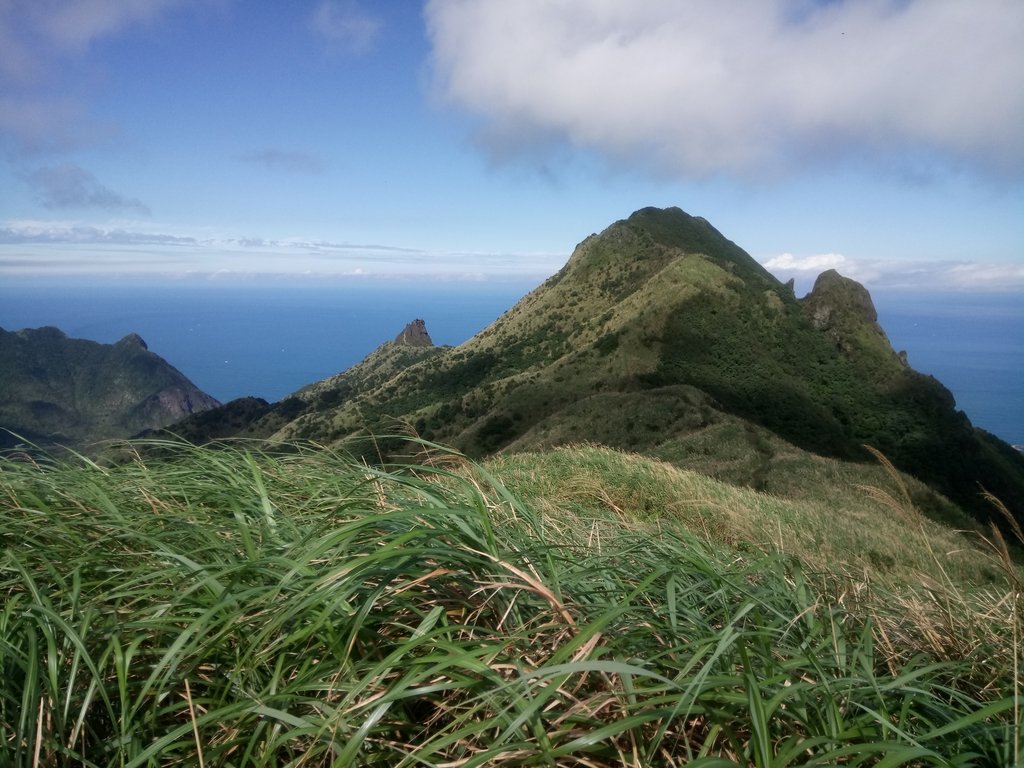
[0,222,564,280]
[425,0,1024,179]
[0,222,191,246]
[2,220,1020,291]
[762,252,1024,293]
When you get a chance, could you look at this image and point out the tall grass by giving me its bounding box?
[485,443,1003,587]
[0,439,1019,766]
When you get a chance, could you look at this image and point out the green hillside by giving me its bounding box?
[0,326,220,450]
[7,208,1023,762]
[174,207,1024,529]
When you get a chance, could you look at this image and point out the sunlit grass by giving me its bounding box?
[1,439,1020,766]
[485,443,1002,586]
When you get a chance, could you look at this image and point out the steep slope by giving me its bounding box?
[275,209,778,450]
[161,319,446,444]
[0,326,220,450]
[181,207,1024,526]
[270,318,446,441]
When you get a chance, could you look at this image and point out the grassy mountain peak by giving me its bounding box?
[167,207,1024,529]
[8,208,1022,765]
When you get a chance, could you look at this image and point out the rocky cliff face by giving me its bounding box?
[803,269,879,328]
[801,269,906,366]
[395,319,433,347]
[0,326,220,450]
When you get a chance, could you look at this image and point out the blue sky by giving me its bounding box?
[1,0,1023,292]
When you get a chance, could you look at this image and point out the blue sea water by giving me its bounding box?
[873,291,1023,447]
[1,279,1021,446]
[0,277,538,403]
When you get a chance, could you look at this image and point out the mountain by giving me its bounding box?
[161,320,446,444]
[0,326,220,450]
[166,207,1024,526]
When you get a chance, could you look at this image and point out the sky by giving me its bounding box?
[1,0,1023,292]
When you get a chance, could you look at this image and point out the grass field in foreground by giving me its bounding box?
[1,439,1020,766]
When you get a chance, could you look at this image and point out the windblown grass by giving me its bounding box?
[1,439,1019,766]
[484,443,1002,586]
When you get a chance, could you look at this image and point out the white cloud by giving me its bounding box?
[425,0,1024,179]
[0,221,191,245]
[309,1,381,55]
[24,0,188,51]
[0,0,192,79]
[761,252,1024,293]
[939,262,1024,291]
[0,222,565,279]
[2,218,1017,291]
[764,253,848,272]
[0,0,198,152]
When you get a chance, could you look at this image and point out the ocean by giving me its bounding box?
[874,291,1023,447]
[1,279,1021,446]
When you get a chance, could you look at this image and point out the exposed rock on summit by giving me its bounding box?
[197,319,448,441]
[801,269,905,365]
[803,269,879,329]
[395,319,433,347]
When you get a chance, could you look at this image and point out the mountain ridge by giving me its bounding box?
[161,207,1024,528]
[0,325,221,450]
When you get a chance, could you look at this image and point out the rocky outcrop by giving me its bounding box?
[803,269,878,329]
[801,269,906,366]
[134,385,221,424]
[395,319,433,347]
